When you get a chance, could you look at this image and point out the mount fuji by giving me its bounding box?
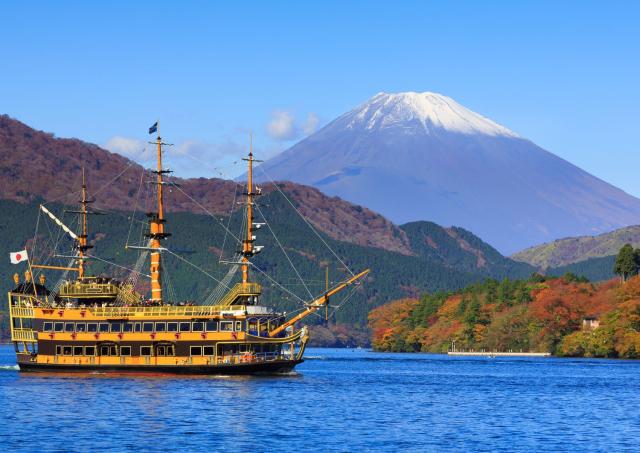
[255,92,640,254]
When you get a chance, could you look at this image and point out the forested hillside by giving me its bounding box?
[0,192,534,341]
[369,273,640,358]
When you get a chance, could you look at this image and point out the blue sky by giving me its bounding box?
[1,1,639,192]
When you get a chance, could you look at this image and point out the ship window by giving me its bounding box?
[54,322,64,332]
[123,323,134,333]
[63,346,72,356]
[235,321,243,332]
[141,346,152,356]
[248,320,257,332]
[99,323,109,333]
[155,323,166,332]
[43,322,53,332]
[56,345,62,355]
[73,346,83,356]
[65,322,75,332]
[192,322,204,332]
[100,344,117,356]
[134,322,142,333]
[110,322,122,333]
[120,346,131,356]
[220,321,233,332]
[203,346,214,356]
[167,322,178,332]
[239,344,248,353]
[156,345,175,356]
[87,323,98,333]
[206,321,218,332]
[143,322,154,332]
[190,346,202,356]
[76,323,86,332]
[85,346,95,356]
[179,322,191,332]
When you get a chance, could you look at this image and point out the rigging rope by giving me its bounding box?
[254,202,314,300]
[202,262,239,306]
[125,167,146,248]
[164,248,231,291]
[86,254,150,278]
[249,262,307,305]
[257,165,355,277]
[219,184,239,263]
[171,183,242,244]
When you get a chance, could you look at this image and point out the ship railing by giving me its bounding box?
[88,304,247,318]
[9,293,40,310]
[10,306,35,318]
[11,329,37,342]
[58,283,120,297]
[216,282,262,307]
[214,351,285,365]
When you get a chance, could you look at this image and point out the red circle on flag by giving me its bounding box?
[15,254,21,261]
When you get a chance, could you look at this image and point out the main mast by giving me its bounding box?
[147,122,171,303]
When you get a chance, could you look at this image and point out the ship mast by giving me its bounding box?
[241,137,262,284]
[77,168,91,279]
[147,122,171,303]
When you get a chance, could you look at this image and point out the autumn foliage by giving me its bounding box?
[369,273,640,358]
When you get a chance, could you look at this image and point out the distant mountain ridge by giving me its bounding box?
[0,114,530,274]
[512,225,640,268]
[255,92,640,254]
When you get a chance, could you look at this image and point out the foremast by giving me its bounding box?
[146,122,171,303]
[32,169,94,277]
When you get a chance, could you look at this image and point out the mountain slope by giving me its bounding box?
[512,225,640,268]
[0,115,410,255]
[255,92,640,254]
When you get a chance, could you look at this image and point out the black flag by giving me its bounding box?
[148,122,158,135]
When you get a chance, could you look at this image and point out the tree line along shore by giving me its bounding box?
[369,245,640,358]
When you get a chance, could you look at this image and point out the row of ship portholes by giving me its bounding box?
[54,344,177,357]
[42,320,245,334]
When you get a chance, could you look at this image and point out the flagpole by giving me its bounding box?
[26,253,39,301]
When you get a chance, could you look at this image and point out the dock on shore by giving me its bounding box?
[447,351,551,357]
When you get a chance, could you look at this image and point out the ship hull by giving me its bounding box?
[17,359,303,375]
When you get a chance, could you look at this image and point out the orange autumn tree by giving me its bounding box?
[369,273,640,357]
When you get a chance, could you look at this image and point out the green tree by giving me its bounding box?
[498,278,513,307]
[614,244,638,282]
[485,279,498,305]
[464,292,480,325]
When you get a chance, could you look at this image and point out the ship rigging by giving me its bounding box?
[7,122,369,374]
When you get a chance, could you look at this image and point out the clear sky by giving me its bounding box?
[1,1,639,192]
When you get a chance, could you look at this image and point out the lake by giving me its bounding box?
[0,344,639,452]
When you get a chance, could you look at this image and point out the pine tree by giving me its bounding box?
[614,244,638,282]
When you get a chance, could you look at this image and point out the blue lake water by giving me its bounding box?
[0,344,639,452]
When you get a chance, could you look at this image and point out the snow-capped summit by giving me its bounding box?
[344,91,518,137]
[255,92,640,254]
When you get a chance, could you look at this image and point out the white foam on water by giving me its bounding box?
[0,365,19,371]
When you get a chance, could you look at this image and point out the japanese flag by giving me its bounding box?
[10,250,28,264]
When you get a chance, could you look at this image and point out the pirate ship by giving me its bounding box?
[7,125,369,374]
